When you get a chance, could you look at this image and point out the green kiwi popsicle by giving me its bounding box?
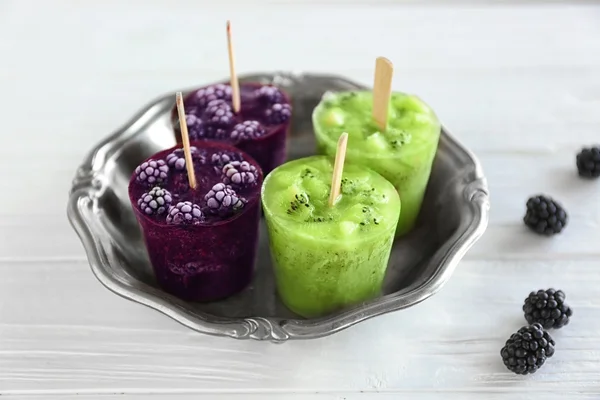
[261,155,400,317]
[313,91,441,236]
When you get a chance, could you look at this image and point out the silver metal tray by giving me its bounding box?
[67,73,490,342]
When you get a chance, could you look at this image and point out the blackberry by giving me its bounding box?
[255,85,284,105]
[184,106,199,117]
[500,323,555,375]
[523,195,568,235]
[166,201,203,225]
[204,125,229,139]
[134,159,169,186]
[165,146,199,171]
[203,99,234,127]
[221,161,259,187]
[264,103,291,125]
[183,114,204,140]
[211,151,243,174]
[576,146,600,179]
[230,120,265,141]
[204,183,246,216]
[523,289,573,329]
[191,84,232,109]
[137,186,173,216]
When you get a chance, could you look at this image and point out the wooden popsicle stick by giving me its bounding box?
[226,20,241,113]
[175,92,198,190]
[372,56,394,131]
[328,132,349,207]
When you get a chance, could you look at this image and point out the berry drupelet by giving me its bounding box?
[166,201,203,225]
[523,289,573,329]
[523,195,568,236]
[576,146,600,179]
[137,187,173,216]
[134,159,169,186]
[500,323,555,375]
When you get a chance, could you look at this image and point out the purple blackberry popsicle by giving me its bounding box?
[171,82,291,176]
[128,141,263,302]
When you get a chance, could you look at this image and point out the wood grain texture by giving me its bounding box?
[3,395,600,400]
[1,0,600,398]
[1,260,599,394]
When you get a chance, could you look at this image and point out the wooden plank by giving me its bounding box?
[2,393,599,400]
[1,259,598,393]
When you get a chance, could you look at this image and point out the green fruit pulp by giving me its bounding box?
[261,156,401,318]
[313,91,441,236]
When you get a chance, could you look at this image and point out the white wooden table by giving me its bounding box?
[1,1,600,398]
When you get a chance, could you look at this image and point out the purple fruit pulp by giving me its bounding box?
[171,82,291,176]
[128,141,263,302]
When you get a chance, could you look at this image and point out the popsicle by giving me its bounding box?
[172,82,291,176]
[312,58,441,236]
[171,22,291,176]
[128,139,263,302]
[261,153,401,317]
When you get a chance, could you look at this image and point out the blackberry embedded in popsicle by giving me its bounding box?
[166,201,204,225]
[255,85,285,105]
[184,114,204,140]
[211,151,243,173]
[191,83,232,109]
[221,161,259,188]
[205,126,230,140]
[137,187,173,216]
[230,120,265,141]
[204,183,246,216]
[166,146,199,171]
[134,159,169,186]
[204,99,235,127]
[264,103,292,125]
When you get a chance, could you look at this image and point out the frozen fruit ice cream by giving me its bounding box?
[261,155,401,317]
[172,82,291,176]
[128,141,263,302]
[312,90,441,236]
